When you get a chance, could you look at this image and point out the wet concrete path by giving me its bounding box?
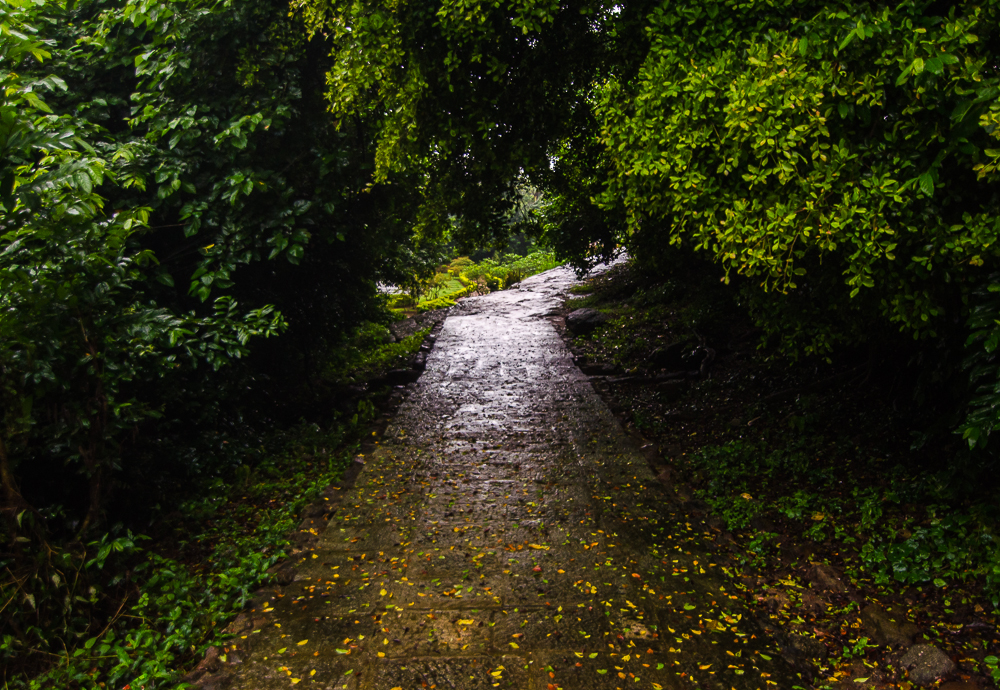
[227,266,798,690]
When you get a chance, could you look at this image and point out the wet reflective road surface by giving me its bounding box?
[226,266,799,690]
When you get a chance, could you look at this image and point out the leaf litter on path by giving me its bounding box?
[222,266,802,689]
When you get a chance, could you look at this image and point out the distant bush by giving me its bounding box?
[417,283,479,311]
[388,250,560,313]
[387,294,417,310]
[460,250,559,291]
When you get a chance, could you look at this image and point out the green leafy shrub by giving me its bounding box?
[959,277,1000,449]
[417,287,474,311]
[0,0,284,546]
[449,256,475,272]
[0,1,432,683]
[459,250,559,291]
[322,324,430,385]
[387,293,417,310]
[861,509,1000,604]
[5,432,354,690]
[687,439,1000,605]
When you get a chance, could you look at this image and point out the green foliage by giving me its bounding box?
[860,509,999,598]
[460,250,560,290]
[394,249,559,311]
[322,323,430,385]
[686,438,1000,606]
[20,0,448,374]
[0,0,441,684]
[419,273,468,303]
[0,8,295,682]
[592,0,1000,355]
[1,0,286,542]
[688,440,823,529]
[0,0,443,534]
[984,655,1000,685]
[416,285,478,311]
[295,0,635,250]
[80,0,414,298]
[3,429,354,690]
[959,277,1000,448]
[387,293,417,310]
[449,256,475,271]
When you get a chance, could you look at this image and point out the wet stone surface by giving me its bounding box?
[226,267,802,690]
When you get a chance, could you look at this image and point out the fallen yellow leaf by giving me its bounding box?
[297,640,308,646]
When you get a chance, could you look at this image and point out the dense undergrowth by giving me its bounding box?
[11,428,352,690]
[567,260,1000,687]
[1,316,427,689]
[321,325,431,386]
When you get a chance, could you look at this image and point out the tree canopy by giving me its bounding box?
[5,0,1000,684]
[5,0,1000,555]
[294,0,1000,442]
[307,0,994,327]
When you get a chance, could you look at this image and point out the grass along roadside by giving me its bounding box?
[563,261,1000,689]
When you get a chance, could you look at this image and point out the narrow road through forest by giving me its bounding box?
[223,266,801,690]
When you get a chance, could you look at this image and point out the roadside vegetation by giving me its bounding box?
[6,0,1000,687]
[1,307,428,689]
[0,1,456,685]
[566,260,1000,688]
[386,249,560,313]
[8,423,356,690]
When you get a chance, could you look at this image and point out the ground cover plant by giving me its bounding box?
[320,322,430,386]
[7,426,356,690]
[565,260,1000,688]
[387,249,561,314]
